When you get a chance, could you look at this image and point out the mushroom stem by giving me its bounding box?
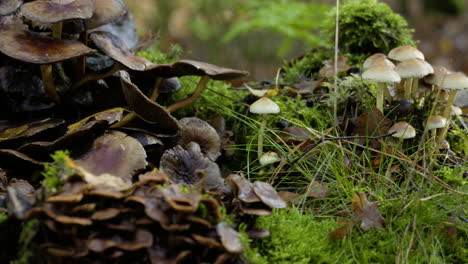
[258,114,268,158]
[76,30,88,79]
[40,64,60,102]
[376,82,386,113]
[52,22,63,39]
[404,78,413,98]
[411,78,419,99]
[167,76,210,113]
[111,77,163,128]
[148,77,163,101]
[436,90,457,144]
[71,62,121,91]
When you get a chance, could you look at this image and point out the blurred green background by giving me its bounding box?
[125,0,468,79]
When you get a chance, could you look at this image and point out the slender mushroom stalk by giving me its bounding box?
[395,58,433,101]
[362,65,400,114]
[249,97,280,158]
[435,73,468,145]
[167,76,210,113]
[52,22,63,39]
[40,64,60,102]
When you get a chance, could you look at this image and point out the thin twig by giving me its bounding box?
[333,0,340,126]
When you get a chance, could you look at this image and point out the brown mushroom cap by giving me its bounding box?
[90,31,154,71]
[179,117,221,161]
[0,0,23,16]
[252,181,287,209]
[216,222,243,254]
[118,70,180,132]
[86,0,127,29]
[0,29,96,64]
[145,60,249,80]
[21,0,94,24]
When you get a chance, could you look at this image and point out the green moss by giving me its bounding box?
[282,48,335,82]
[0,212,7,224]
[323,0,415,60]
[41,150,72,193]
[136,44,183,64]
[252,201,467,264]
[446,125,468,159]
[322,74,376,113]
[11,220,38,264]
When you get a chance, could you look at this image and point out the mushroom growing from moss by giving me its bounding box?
[249,97,280,158]
[362,65,401,113]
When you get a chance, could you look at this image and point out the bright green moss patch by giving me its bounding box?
[41,150,72,193]
[323,0,415,58]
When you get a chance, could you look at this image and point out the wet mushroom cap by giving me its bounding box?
[426,115,447,130]
[0,29,96,64]
[362,65,401,83]
[388,45,424,61]
[249,97,280,114]
[424,66,448,86]
[90,31,154,71]
[395,58,434,79]
[388,121,416,139]
[21,0,94,24]
[441,73,468,90]
[86,0,127,29]
[0,0,23,16]
[156,60,249,80]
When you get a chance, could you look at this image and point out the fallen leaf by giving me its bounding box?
[351,192,386,231]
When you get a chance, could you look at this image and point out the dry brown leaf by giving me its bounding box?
[351,192,386,231]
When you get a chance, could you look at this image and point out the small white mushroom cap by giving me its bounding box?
[424,66,448,86]
[249,97,280,114]
[395,58,434,79]
[362,65,401,83]
[259,152,282,166]
[388,121,416,139]
[451,106,462,116]
[363,53,390,69]
[388,45,424,61]
[441,73,468,91]
[426,115,447,130]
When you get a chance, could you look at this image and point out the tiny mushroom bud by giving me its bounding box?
[259,152,282,166]
[362,65,401,113]
[388,121,416,139]
[249,97,280,158]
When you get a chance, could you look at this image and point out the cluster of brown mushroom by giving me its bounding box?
[362,45,467,144]
[24,166,245,263]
